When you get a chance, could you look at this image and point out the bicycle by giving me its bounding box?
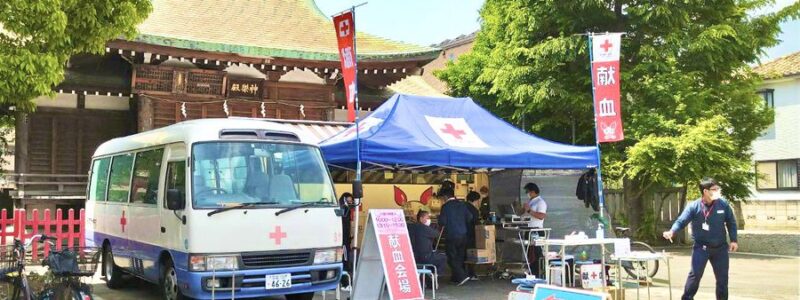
[0,234,101,300]
[614,226,659,280]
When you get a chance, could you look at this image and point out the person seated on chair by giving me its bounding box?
[407,210,446,282]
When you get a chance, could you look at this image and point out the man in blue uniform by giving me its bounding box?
[663,178,738,300]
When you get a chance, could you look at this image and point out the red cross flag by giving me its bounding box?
[591,33,625,143]
[425,116,488,148]
[333,10,358,122]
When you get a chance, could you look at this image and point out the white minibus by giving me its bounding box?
[85,118,343,300]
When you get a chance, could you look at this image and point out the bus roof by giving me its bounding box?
[93,118,316,157]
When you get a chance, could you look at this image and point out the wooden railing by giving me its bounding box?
[2,173,88,199]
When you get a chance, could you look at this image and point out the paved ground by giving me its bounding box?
[75,248,798,300]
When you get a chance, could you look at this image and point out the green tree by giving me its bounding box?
[437,0,799,235]
[1,0,152,112]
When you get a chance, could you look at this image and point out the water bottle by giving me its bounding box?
[595,224,605,239]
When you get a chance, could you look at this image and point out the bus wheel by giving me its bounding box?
[285,292,315,300]
[161,259,187,300]
[103,245,125,289]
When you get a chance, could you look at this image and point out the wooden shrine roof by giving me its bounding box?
[128,0,440,63]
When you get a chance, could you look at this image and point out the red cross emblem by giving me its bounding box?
[600,39,613,52]
[591,271,598,279]
[440,123,466,140]
[269,226,287,245]
[338,19,351,37]
[120,211,127,233]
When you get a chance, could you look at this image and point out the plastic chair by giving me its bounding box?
[417,264,438,299]
[548,259,575,287]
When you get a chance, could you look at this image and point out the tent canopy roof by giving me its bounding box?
[319,94,598,172]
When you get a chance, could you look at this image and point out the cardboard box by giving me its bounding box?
[593,287,625,300]
[475,225,496,250]
[466,248,496,264]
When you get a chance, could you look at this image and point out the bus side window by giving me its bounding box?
[164,161,186,209]
[108,154,134,203]
[131,148,164,205]
[89,157,111,202]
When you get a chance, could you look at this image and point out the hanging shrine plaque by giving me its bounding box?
[227,78,264,99]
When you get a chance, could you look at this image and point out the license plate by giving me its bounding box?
[265,273,292,289]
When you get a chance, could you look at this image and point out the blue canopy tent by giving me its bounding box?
[319,94,598,172]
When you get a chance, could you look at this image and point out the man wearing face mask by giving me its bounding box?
[408,210,446,280]
[663,178,738,300]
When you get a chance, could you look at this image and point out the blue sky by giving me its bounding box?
[314,0,798,62]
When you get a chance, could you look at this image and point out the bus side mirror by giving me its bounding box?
[352,180,363,199]
[166,189,185,210]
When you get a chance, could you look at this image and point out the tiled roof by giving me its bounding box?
[753,51,800,79]
[431,32,477,49]
[387,76,449,97]
[132,0,439,62]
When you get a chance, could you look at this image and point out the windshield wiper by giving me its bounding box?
[207,202,278,217]
[275,200,331,216]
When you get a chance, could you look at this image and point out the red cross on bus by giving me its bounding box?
[269,226,287,245]
[120,211,127,233]
[440,123,466,140]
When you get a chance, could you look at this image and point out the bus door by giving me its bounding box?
[127,148,165,280]
[159,145,188,264]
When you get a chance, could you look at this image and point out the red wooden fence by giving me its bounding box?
[0,209,86,261]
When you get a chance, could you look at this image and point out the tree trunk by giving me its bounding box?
[623,176,644,237]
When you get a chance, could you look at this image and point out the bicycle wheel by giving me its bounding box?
[622,241,660,280]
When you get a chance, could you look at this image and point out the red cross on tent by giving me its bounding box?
[424,116,488,148]
[440,123,466,140]
[269,226,287,245]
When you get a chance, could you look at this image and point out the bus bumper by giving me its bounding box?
[179,263,342,299]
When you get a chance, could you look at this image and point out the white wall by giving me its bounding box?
[752,77,800,161]
[750,76,800,201]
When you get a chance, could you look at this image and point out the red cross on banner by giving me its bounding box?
[600,39,613,52]
[333,10,358,122]
[591,33,625,143]
[269,226,287,245]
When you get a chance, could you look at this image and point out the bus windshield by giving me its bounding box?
[191,142,336,208]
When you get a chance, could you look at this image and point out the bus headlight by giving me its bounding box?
[314,247,343,265]
[190,255,240,271]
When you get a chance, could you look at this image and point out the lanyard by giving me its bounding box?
[702,201,715,222]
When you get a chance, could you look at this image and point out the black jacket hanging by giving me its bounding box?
[575,169,599,212]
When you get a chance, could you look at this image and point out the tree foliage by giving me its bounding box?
[438,0,799,203]
[0,0,152,112]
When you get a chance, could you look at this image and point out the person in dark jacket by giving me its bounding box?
[478,186,491,221]
[338,192,354,274]
[437,187,473,286]
[464,191,481,280]
[408,210,446,279]
[663,178,738,300]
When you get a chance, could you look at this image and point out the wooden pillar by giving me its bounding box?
[50,117,57,174]
[14,113,29,174]
[129,95,140,134]
[137,95,154,132]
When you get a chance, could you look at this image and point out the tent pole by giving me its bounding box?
[351,5,363,288]
[587,33,607,222]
